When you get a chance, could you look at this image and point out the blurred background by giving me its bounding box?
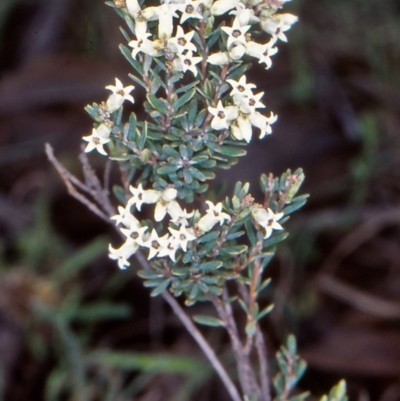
[0,0,400,400]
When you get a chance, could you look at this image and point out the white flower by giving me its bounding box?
[230,114,252,142]
[250,111,278,138]
[178,0,203,23]
[168,26,197,54]
[141,229,169,260]
[245,39,278,69]
[251,207,284,239]
[157,235,180,261]
[127,183,160,211]
[211,0,239,16]
[208,101,239,130]
[260,13,298,42]
[129,33,159,59]
[153,187,180,222]
[197,201,231,232]
[126,0,141,17]
[176,50,202,76]
[140,6,159,21]
[120,224,148,243]
[105,78,135,113]
[221,20,251,49]
[157,2,179,39]
[239,91,265,114]
[230,3,259,26]
[227,75,256,104]
[82,124,111,156]
[169,205,194,226]
[168,224,196,252]
[229,44,246,60]
[207,51,230,66]
[109,238,138,269]
[111,206,140,228]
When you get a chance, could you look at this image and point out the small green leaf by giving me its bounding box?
[220,244,248,255]
[257,277,272,293]
[226,230,245,240]
[193,314,225,327]
[151,279,172,297]
[173,89,196,111]
[157,164,180,175]
[284,194,309,215]
[199,261,223,271]
[119,45,143,75]
[320,380,348,401]
[147,94,168,115]
[217,146,247,157]
[187,99,198,125]
[138,121,147,150]
[238,299,249,314]
[112,185,127,204]
[263,231,288,249]
[257,304,274,321]
[289,392,311,401]
[199,231,220,243]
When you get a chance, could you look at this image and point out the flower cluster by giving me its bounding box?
[109,183,284,269]
[207,1,297,67]
[82,78,135,155]
[125,0,203,76]
[81,0,297,159]
[208,75,277,142]
[109,184,236,268]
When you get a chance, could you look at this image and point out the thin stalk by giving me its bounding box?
[255,326,271,401]
[134,251,242,401]
[210,292,262,400]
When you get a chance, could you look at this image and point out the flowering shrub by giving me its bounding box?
[48,0,348,400]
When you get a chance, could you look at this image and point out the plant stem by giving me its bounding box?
[134,250,243,401]
[255,326,272,401]
[210,292,262,400]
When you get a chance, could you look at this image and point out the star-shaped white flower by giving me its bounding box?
[178,0,203,23]
[229,3,259,26]
[197,201,231,233]
[168,224,196,252]
[168,26,197,54]
[111,206,140,228]
[221,20,251,49]
[141,229,169,260]
[82,124,111,156]
[260,13,298,42]
[105,78,135,113]
[129,33,158,59]
[245,38,278,69]
[239,91,265,114]
[169,205,194,226]
[251,207,284,239]
[208,101,239,130]
[127,183,160,211]
[157,236,180,262]
[227,75,256,105]
[250,111,278,139]
[109,238,138,269]
[176,50,202,76]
